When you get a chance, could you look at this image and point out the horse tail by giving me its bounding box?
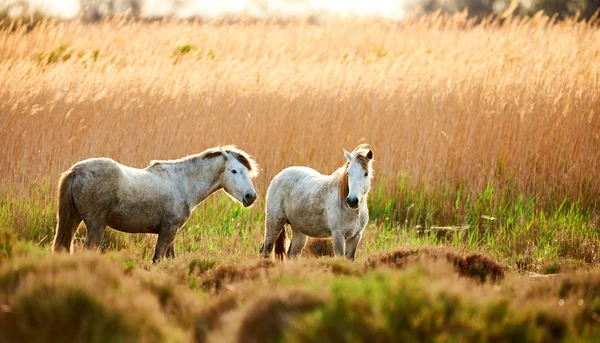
[274,229,286,260]
[52,169,81,253]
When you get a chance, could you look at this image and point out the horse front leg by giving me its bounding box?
[345,231,362,261]
[331,231,345,257]
[153,225,178,263]
[165,243,176,259]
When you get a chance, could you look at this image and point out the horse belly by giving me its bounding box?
[107,200,163,234]
[287,209,331,238]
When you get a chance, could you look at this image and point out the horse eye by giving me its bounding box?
[364,173,368,177]
[232,170,237,174]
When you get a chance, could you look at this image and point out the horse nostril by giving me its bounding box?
[245,192,256,202]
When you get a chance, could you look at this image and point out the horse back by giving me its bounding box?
[267,167,327,203]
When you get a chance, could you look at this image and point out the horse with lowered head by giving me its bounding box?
[261,144,374,260]
[53,146,259,262]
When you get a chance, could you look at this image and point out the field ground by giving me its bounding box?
[1,13,600,342]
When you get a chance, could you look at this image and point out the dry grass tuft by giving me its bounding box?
[236,290,324,343]
[364,248,422,268]
[0,247,599,342]
[194,292,240,343]
[0,252,187,342]
[303,238,334,258]
[198,259,276,293]
[366,247,506,282]
[449,253,506,282]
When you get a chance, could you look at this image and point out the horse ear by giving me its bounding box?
[219,146,231,160]
[343,149,353,161]
[366,149,373,160]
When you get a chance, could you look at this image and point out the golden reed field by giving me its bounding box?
[2,13,600,342]
[1,14,599,201]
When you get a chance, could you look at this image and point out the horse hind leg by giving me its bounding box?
[261,215,286,259]
[287,229,307,258]
[83,218,106,251]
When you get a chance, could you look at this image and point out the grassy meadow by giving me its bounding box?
[1,13,600,342]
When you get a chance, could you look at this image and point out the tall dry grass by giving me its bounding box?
[1,14,600,207]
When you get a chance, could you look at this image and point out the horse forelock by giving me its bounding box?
[355,155,373,176]
[352,144,374,177]
[352,143,371,154]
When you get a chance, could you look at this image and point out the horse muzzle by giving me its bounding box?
[346,196,359,209]
[243,191,257,207]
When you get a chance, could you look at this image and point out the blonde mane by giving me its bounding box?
[148,145,259,177]
[338,163,350,202]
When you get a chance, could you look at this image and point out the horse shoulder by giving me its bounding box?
[161,201,191,228]
[150,172,191,218]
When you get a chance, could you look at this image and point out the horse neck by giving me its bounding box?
[174,157,224,207]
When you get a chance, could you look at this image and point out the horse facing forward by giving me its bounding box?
[52,146,259,263]
[261,144,374,260]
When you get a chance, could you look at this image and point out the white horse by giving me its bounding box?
[261,144,374,260]
[52,146,259,263]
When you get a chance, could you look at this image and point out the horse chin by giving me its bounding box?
[346,203,360,211]
[242,196,257,207]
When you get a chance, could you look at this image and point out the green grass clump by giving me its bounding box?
[285,268,567,343]
[0,231,15,260]
[0,253,187,343]
[172,44,196,64]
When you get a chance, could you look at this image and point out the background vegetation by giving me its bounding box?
[1,12,599,342]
